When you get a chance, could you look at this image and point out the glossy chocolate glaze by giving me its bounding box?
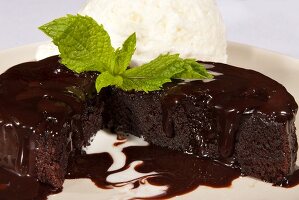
[162,62,298,158]
[0,56,97,176]
[0,167,61,200]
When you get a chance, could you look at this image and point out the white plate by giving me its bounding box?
[0,42,299,200]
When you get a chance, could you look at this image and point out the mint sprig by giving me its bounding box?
[40,15,213,93]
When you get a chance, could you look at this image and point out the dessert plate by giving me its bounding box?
[0,42,299,200]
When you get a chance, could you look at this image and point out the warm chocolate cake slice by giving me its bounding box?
[0,56,103,188]
[0,54,297,190]
[104,62,298,183]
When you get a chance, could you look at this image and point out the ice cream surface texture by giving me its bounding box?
[36,0,227,66]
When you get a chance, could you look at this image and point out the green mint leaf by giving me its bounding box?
[120,54,185,92]
[120,77,172,92]
[39,14,115,73]
[114,33,136,74]
[96,71,123,92]
[39,14,78,41]
[185,59,214,78]
[174,59,213,79]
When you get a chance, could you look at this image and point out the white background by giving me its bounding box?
[0,0,299,59]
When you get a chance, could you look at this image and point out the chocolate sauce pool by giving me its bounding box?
[67,145,241,199]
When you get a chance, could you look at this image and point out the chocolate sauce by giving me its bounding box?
[161,62,298,158]
[276,169,299,188]
[67,145,240,199]
[114,141,127,146]
[121,145,241,198]
[0,167,61,200]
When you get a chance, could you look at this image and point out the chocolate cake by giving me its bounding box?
[0,56,103,188]
[0,56,297,191]
[103,62,298,183]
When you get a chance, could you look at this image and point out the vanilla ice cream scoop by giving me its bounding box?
[36,0,227,66]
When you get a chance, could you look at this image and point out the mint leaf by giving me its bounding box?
[186,59,213,78]
[96,71,123,92]
[114,33,136,74]
[174,59,213,79]
[120,54,185,92]
[39,14,115,73]
[39,14,77,41]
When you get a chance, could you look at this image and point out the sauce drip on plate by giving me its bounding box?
[67,145,240,199]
